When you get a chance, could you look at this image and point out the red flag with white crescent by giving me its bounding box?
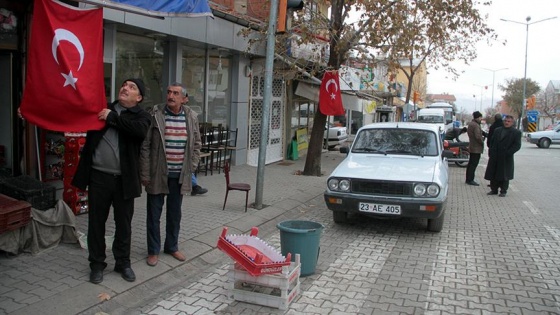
[20,0,106,131]
[319,71,345,116]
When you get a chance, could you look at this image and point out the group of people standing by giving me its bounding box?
[464,111,522,197]
[72,79,209,284]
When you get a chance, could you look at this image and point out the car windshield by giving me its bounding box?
[352,128,438,156]
[418,115,444,123]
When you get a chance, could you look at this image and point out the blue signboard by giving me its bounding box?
[526,110,539,116]
[527,115,537,123]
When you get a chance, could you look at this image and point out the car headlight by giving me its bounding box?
[327,178,350,192]
[414,183,440,197]
[339,179,350,191]
[413,184,426,196]
[426,184,440,197]
[328,178,339,190]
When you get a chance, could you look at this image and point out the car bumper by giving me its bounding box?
[324,191,446,219]
[326,135,348,146]
[526,137,539,144]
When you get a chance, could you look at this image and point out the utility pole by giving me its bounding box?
[254,0,280,209]
[501,16,557,129]
[482,67,508,110]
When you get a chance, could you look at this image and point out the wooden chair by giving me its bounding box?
[222,161,251,212]
[198,123,214,175]
[224,128,238,165]
[208,125,226,174]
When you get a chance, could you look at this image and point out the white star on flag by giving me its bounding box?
[61,71,78,89]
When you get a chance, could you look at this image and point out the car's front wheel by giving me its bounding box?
[539,138,551,149]
[427,212,445,232]
[333,211,348,223]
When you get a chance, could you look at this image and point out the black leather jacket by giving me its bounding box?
[72,101,150,200]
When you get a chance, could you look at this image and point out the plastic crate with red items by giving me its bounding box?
[217,226,292,276]
[63,133,87,215]
[0,194,32,234]
[63,187,88,215]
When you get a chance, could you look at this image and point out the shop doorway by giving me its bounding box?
[247,75,285,166]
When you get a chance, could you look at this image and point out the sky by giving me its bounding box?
[427,0,560,114]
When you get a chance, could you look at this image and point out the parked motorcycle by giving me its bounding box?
[443,140,469,167]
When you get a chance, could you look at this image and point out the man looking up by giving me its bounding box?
[72,78,151,284]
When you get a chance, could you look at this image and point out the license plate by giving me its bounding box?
[359,202,401,215]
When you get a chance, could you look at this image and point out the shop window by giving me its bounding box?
[115,32,163,108]
[182,46,206,122]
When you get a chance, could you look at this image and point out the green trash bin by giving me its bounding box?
[277,220,324,277]
[287,139,298,160]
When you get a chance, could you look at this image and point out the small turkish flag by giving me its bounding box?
[319,71,345,116]
[20,0,106,132]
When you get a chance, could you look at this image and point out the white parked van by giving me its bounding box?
[416,108,446,136]
[426,102,454,133]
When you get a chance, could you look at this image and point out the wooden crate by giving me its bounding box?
[0,194,32,234]
[228,254,301,310]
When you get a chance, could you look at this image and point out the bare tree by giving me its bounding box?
[242,0,497,176]
[498,78,541,118]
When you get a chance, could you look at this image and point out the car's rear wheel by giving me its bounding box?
[539,138,551,149]
[427,212,444,232]
[333,211,348,223]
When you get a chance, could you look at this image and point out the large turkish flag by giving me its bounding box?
[20,0,105,132]
[319,71,345,116]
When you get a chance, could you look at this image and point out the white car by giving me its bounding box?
[324,123,348,149]
[526,124,560,148]
[323,122,448,232]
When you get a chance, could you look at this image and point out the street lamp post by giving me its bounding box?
[473,84,489,113]
[501,16,557,129]
[482,67,508,110]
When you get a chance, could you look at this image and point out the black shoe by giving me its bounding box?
[90,270,103,284]
[499,193,506,197]
[466,181,480,186]
[114,266,136,282]
[191,185,208,196]
[487,191,498,195]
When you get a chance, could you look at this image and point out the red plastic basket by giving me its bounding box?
[217,227,291,276]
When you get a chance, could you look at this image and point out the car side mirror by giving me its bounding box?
[340,146,349,154]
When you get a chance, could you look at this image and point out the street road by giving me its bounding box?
[137,140,560,314]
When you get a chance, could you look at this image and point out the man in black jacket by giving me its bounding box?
[487,113,504,148]
[72,78,150,284]
[484,115,522,197]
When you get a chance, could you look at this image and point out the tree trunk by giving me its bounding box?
[302,108,327,176]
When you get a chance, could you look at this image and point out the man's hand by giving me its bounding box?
[98,109,112,121]
[141,180,149,187]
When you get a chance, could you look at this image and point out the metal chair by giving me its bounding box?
[222,161,251,212]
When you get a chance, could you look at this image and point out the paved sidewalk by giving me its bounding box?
[0,150,346,315]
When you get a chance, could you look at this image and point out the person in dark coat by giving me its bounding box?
[487,113,504,148]
[484,115,522,197]
[72,78,151,284]
[465,111,484,186]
